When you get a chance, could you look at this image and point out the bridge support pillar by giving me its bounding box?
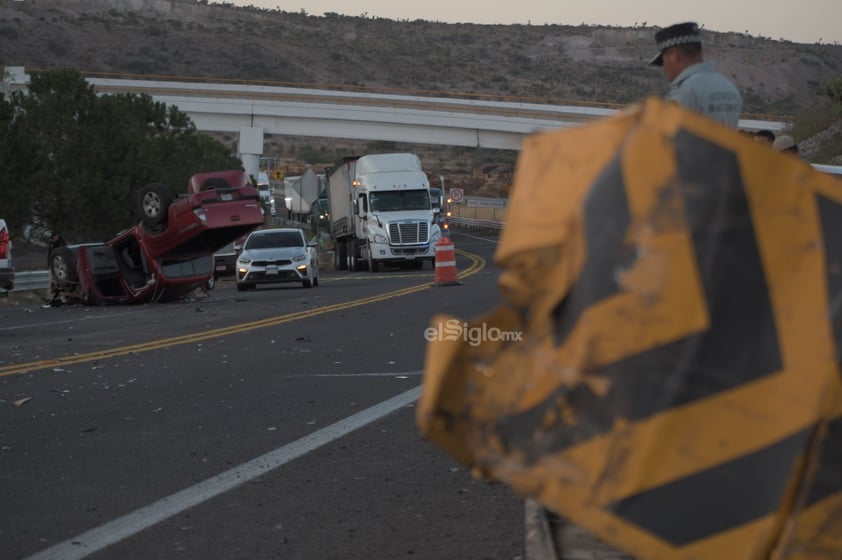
[238,126,264,181]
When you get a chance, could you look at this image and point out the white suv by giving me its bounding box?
[0,219,14,291]
[236,228,319,290]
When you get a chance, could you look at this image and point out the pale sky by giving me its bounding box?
[219,0,842,45]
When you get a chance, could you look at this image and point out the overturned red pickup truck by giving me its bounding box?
[49,170,264,305]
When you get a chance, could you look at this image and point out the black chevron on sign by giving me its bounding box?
[501,131,783,464]
[608,427,810,546]
[817,194,842,365]
[552,153,633,345]
[668,130,783,397]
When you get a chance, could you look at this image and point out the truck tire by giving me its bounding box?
[335,240,347,271]
[138,183,174,226]
[367,241,379,273]
[346,240,357,271]
[50,247,78,287]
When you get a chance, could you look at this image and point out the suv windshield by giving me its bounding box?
[246,231,303,249]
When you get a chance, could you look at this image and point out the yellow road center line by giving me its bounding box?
[0,249,485,377]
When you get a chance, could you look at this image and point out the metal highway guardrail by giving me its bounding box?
[0,223,506,297]
[7,270,49,294]
[448,217,505,231]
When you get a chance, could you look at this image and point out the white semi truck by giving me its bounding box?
[327,153,442,272]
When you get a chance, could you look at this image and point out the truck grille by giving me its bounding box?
[388,221,428,245]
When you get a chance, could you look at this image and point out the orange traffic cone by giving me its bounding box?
[434,237,461,286]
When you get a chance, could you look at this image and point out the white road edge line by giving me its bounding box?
[25,385,422,560]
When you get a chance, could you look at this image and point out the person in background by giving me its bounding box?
[649,22,743,128]
[753,129,776,145]
[773,134,800,156]
[46,231,66,266]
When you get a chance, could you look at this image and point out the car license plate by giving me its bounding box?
[215,265,227,271]
[220,193,233,201]
[265,265,279,276]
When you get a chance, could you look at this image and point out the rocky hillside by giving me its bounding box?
[2,0,841,193]
[4,0,840,113]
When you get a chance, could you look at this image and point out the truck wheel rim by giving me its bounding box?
[54,256,68,281]
[142,192,161,217]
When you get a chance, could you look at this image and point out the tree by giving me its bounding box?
[10,68,99,239]
[4,69,243,241]
[0,91,39,237]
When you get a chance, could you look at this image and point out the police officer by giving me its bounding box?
[47,231,66,266]
[649,22,743,127]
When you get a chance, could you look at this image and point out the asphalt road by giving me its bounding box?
[0,231,526,560]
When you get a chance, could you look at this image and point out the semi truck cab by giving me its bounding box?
[329,153,441,272]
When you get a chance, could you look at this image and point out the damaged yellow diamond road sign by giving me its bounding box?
[417,97,842,560]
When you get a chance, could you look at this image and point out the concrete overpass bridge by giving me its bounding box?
[3,66,787,177]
